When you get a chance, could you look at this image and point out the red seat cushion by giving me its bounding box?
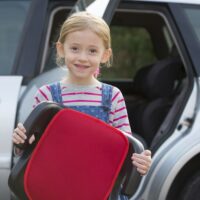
[24,108,129,200]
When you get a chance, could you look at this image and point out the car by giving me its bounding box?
[1,0,200,199]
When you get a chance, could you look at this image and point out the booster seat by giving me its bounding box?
[8,102,144,200]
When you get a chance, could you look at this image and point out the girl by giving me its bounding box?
[13,11,151,199]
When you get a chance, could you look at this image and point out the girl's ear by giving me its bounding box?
[56,42,65,58]
[101,48,112,64]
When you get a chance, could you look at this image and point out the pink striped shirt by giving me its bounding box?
[33,82,132,134]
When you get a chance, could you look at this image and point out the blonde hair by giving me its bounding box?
[56,11,112,67]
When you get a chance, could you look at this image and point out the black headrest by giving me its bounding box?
[133,57,182,99]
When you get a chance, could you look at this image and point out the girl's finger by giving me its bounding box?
[14,128,27,140]
[17,123,26,132]
[132,153,151,165]
[132,155,151,167]
[132,160,148,170]
[29,135,35,144]
[13,132,25,144]
[132,161,149,175]
[137,167,147,175]
[143,150,151,156]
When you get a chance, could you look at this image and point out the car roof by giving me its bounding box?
[134,0,200,4]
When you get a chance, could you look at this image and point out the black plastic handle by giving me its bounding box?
[109,133,144,200]
[121,133,144,196]
[124,132,144,153]
[15,102,64,150]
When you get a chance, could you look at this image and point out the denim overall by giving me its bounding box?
[49,82,129,200]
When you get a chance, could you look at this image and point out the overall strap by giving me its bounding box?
[101,83,113,110]
[49,82,63,104]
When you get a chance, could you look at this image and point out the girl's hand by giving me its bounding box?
[131,150,152,175]
[12,123,35,145]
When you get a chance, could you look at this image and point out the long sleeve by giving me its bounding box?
[109,87,132,134]
[32,85,53,108]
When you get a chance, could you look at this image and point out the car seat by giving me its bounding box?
[8,102,144,200]
[127,57,183,146]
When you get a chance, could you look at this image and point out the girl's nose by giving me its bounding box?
[79,51,88,61]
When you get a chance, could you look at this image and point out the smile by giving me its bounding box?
[75,64,90,69]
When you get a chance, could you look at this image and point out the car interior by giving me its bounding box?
[107,9,186,149]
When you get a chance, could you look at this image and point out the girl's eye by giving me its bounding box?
[89,49,97,54]
[71,47,78,52]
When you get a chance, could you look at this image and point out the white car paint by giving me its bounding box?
[0,76,23,168]
[86,0,111,17]
[0,76,23,200]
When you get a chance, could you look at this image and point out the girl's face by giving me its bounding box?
[57,29,111,85]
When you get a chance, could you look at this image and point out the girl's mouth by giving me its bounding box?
[75,64,90,69]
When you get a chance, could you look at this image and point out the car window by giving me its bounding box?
[183,6,200,44]
[43,8,72,73]
[100,10,168,81]
[0,1,30,75]
[100,26,156,80]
